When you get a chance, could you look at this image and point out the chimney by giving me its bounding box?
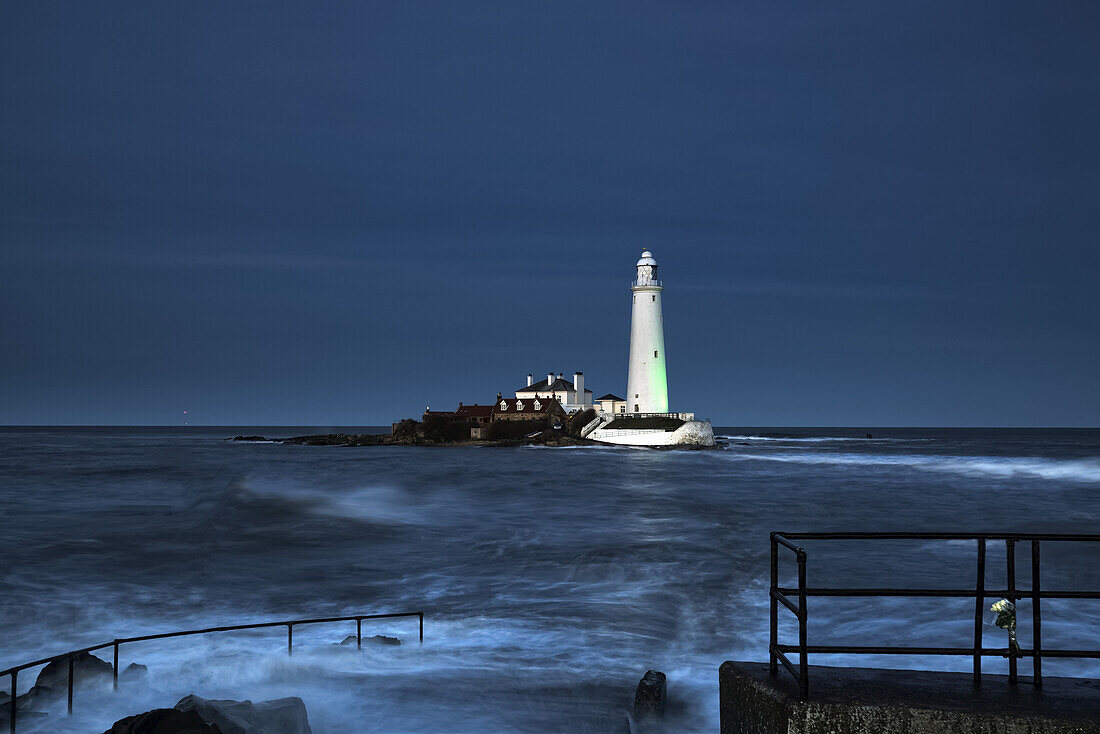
[547,372,554,386]
[527,373,533,387]
[574,372,584,402]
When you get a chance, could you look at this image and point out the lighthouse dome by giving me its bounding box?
[636,250,657,267]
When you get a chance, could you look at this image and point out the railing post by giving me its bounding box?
[287,624,293,656]
[770,534,778,675]
[9,670,16,734]
[796,548,808,698]
[67,654,74,715]
[418,613,424,645]
[973,538,986,683]
[113,641,119,691]
[1032,540,1042,687]
[356,618,362,650]
[1006,539,1017,683]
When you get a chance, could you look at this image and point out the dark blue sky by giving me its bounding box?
[2,2,1098,426]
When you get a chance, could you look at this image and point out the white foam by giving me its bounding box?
[718,435,926,443]
[239,480,434,525]
[719,450,1100,483]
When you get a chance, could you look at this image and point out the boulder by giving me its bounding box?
[632,670,666,719]
[175,694,311,734]
[365,635,401,646]
[339,634,400,646]
[105,708,222,734]
[1,684,54,728]
[35,651,114,693]
[0,704,48,730]
[17,684,56,710]
[121,662,149,681]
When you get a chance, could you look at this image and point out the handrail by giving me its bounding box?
[579,414,607,438]
[769,532,1100,698]
[3,611,423,733]
[776,531,1100,541]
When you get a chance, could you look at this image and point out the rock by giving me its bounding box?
[633,670,666,720]
[365,634,401,646]
[120,662,148,681]
[0,703,48,729]
[175,694,311,734]
[339,634,400,647]
[105,708,222,733]
[0,681,58,725]
[230,436,267,442]
[35,651,114,693]
[1,691,54,730]
[17,684,56,710]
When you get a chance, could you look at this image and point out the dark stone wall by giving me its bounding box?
[720,661,1100,734]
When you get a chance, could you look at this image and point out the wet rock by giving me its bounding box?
[35,651,113,693]
[175,694,311,734]
[338,634,400,647]
[0,703,49,730]
[365,635,401,646]
[1,680,58,724]
[633,670,666,719]
[230,436,267,442]
[120,662,148,681]
[17,684,56,710]
[105,708,222,733]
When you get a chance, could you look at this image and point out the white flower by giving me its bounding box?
[990,599,1014,613]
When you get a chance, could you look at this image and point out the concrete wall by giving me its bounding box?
[590,420,713,446]
[720,661,1100,734]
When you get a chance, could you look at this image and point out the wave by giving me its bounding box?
[521,444,633,451]
[719,450,1100,483]
[235,480,435,525]
[716,435,929,443]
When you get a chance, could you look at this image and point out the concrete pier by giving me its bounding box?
[720,661,1100,734]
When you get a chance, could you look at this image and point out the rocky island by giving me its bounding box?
[231,408,603,448]
[230,408,716,449]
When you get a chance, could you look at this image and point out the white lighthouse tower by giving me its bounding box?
[626,249,669,414]
[584,248,713,446]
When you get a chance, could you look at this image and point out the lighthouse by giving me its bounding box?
[584,248,713,445]
[626,249,669,414]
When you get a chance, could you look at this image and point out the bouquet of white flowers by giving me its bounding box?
[990,598,1019,656]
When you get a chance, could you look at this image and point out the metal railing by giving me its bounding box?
[579,414,608,438]
[769,532,1100,698]
[2,611,423,733]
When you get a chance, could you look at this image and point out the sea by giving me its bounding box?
[1,426,1098,733]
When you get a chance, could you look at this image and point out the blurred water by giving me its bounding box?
[1,426,1098,732]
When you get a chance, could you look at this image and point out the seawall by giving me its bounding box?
[720,661,1100,734]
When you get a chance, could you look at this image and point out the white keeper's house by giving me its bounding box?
[514,372,593,414]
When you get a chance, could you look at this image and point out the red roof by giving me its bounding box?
[455,403,494,418]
